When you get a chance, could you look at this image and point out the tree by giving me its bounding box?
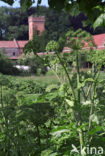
[1,0,105,28]
[0,7,29,40]
[45,9,72,41]
[0,6,105,41]
[0,50,19,75]
[24,30,46,53]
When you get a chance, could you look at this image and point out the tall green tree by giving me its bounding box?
[0,7,28,40]
[1,0,105,28]
[0,50,19,75]
[24,30,46,53]
[0,6,105,41]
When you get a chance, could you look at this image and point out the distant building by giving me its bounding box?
[0,39,28,60]
[0,16,45,60]
[28,16,45,40]
[0,15,105,60]
[63,33,105,52]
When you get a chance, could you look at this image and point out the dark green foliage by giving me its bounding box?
[7,25,28,40]
[9,79,46,94]
[0,7,29,40]
[18,53,48,75]
[1,28,105,156]
[0,74,55,155]
[45,9,71,41]
[0,6,105,42]
[0,51,20,75]
[24,30,47,53]
[1,0,105,28]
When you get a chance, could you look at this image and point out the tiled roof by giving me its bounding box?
[18,41,29,48]
[93,33,105,49]
[63,34,105,51]
[0,41,16,48]
[0,33,105,50]
[0,40,28,48]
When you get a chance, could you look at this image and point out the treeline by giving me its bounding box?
[0,6,105,41]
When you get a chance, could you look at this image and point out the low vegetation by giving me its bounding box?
[0,29,105,156]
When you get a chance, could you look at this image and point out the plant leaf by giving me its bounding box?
[93,13,105,29]
[66,99,74,107]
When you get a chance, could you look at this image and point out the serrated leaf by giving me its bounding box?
[51,129,69,137]
[82,100,91,106]
[90,114,99,124]
[88,126,102,135]
[93,13,105,29]
[85,78,94,83]
[66,99,74,107]
[78,82,85,89]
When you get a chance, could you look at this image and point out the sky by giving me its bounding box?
[0,0,48,7]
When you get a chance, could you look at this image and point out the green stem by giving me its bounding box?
[55,51,76,100]
[36,125,41,146]
[81,87,87,100]
[88,67,101,131]
[35,53,62,83]
[75,51,83,123]
[79,130,84,156]
[76,52,85,156]
[1,85,3,107]
[76,51,80,103]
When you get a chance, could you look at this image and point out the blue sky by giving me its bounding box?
[0,0,48,7]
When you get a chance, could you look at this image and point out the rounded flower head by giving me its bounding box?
[46,40,59,52]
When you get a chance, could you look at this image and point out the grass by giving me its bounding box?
[14,75,60,85]
[7,69,105,88]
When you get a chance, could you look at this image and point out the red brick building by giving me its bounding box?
[63,33,105,52]
[0,15,105,60]
[0,39,28,60]
[0,16,45,60]
[28,16,45,40]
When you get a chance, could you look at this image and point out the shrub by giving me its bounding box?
[0,51,20,75]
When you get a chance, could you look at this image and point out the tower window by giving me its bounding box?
[37,30,40,35]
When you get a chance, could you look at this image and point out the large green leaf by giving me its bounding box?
[93,13,105,29]
[88,126,102,135]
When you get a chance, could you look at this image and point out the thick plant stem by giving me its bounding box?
[55,51,76,100]
[79,129,85,156]
[88,69,100,131]
[36,125,41,146]
[75,51,82,123]
[76,52,85,156]
[76,51,80,104]
[1,85,3,107]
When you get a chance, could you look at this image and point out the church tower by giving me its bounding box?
[28,16,45,40]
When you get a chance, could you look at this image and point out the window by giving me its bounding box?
[37,30,40,36]
[13,52,15,56]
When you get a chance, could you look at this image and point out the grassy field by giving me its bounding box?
[14,75,60,85]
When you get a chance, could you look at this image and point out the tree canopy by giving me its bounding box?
[1,0,105,28]
[0,6,105,41]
